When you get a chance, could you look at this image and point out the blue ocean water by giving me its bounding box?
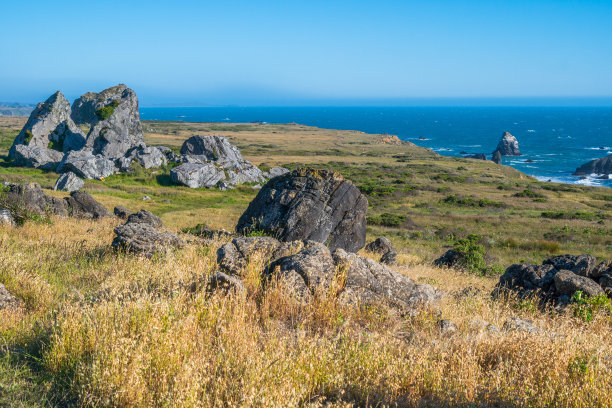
[140,107,612,188]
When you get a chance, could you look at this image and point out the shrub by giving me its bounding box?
[541,211,607,221]
[442,194,505,208]
[452,234,486,273]
[571,291,612,322]
[367,212,407,227]
[95,100,120,120]
[23,129,34,144]
[514,189,545,199]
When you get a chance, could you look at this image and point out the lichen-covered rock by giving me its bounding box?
[73,84,144,161]
[365,237,395,254]
[57,150,116,179]
[64,191,110,219]
[180,135,255,173]
[574,154,612,176]
[600,274,612,296]
[0,209,15,226]
[170,163,225,188]
[112,211,183,257]
[543,254,598,278]
[122,145,168,170]
[1,182,68,216]
[12,144,64,170]
[113,206,130,219]
[492,132,521,156]
[236,168,368,253]
[54,171,84,192]
[553,269,604,297]
[0,283,22,310]
[9,91,85,160]
[496,263,557,295]
[503,317,541,334]
[206,272,246,295]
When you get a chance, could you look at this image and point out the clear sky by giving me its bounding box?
[2,0,612,106]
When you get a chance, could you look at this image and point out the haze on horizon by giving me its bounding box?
[2,0,612,107]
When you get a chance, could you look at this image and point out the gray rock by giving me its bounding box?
[236,168,368,253]
[503,317,541,334]
[433,249,462,268]
[74,84,144,160]
[0,283,21,310]
[12,144,64,170]
[600,274,612,296]
[365,237,395,255]
[112,219,183,258]
[113,206,130,219]
[170,162,226,188]
[437,319,457,334]
[124,145,167,169]
[464,153,487,160]
[553,269,604,297]
[54,172,84,192]
[206,272,246,295]
[64,191,110,219]
[493,132,521,156]
[380,250,398,266]
[492,150,502,165]
[592,261,612,280]
[57,150,116,179]
[0,209,15,226]
[543,254,598,278]
[9,91,85,159]
[265,167,290,179]
[1,182,68,216]
[126,209,162,228]
[495,263,557,295]
[574,154,612,176]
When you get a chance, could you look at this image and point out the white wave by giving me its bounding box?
[585,146,610,150]
[458,145,482,148]
[527,129,535,133]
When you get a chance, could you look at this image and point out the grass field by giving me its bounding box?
[0,115,611,407]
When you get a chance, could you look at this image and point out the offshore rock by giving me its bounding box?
[492,132,521,156]
[54,172,84,192]
[574,155,612,176]
[236,168,368,253]
[9,91,85,159]
[492,150,503,165]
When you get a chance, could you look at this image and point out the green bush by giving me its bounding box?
[23,129,34,144]
[95,100,120,120]
[571,291,611,322]
[541,211,607,221]
[367,212,407,227]
[442,194,505,208]
[514,189,545,199]
[452,234,486,273]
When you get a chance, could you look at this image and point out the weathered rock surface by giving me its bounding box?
[574,155,612,176]
[12,144,64,170]
[492,150,502,165]
[493,132,521,156]
[365,237,398,265]
[0,209,15,226]
[57,150,116,180]
[494,254,612,304]
[113,206,130,219]
[465,153,487,160]
[264,167,290,179]
[503,317,541,334]
[9,91,85,160]
[236,168,368,253]
[0,283,22,310]
[54,172,84,192]
[121,146,167,170]
[206,272,246,295]
[112,210,183,257]
[170,163,226,189]
[434,249,462,268]
[64,191,110,219]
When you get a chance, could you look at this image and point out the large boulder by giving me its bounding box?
[574,155,612,176]
[12,144,64,170]
[1,182,68,216]
[543,254,598,278]
[64,191,110,219]
[54,172,84,192]
[111,210,183,257]
[9,91,85,159]
[73,84,144,161]
[57,150,116,180]
[120,146,168,171]
[170,163,225,188]
[492,132,521,156]
[236,168,368,253]
[553,269,604,297]
[365,237,398,266]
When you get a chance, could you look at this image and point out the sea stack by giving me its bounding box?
[492,132,521,156]
[574,155,612,176]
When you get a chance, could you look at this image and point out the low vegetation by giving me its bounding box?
[0,116,611,407]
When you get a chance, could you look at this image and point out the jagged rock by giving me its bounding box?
[503,317,541,334]
[365,237,395,254]
[217,236,306,277]
[236,168,368,253]
[126,209,162,227]
[553,269,604,297]
[492,150,502,165]
[64,191,110,219]
[1,182,68,216]
[434,249,462,268]
[206,272,246,295]
[0,209,15,226]
[57,150,116,179]
[180,135,249,171]
[113,206,130,219]
[0,283,21,310]
[54,172,84,192]
[574,155,612,176]
[112,211,183,257]
[123,145,168,170]
[543,254,598,278]
[156,146,180,162]
[493,132,521,156]
[170,163,225,188]
[12,144,64,170]
[465,153,487,160]
[9,91,85,160]
[496,263,557,295]
[73,84,144,160]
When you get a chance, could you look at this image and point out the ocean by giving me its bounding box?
[140,107,612,188]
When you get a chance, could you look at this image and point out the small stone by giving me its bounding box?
[503,317,541,334]
[437,319,457,334]
[206,272,246,295]
[142,196,151,201]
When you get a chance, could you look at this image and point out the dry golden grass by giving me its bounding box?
[0,217,610,407]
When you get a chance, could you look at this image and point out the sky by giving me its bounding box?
[1,0,612,106]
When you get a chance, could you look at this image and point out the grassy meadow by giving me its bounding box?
[0,115,611,407]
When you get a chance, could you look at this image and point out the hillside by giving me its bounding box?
[0,115,611,407]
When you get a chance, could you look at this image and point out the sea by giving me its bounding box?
[140,107,612,188]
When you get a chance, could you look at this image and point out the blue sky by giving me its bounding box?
[2,0,612,106]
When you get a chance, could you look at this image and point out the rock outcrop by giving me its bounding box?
[492,132,521,156]
[492,150,503,165]
[365,237,398,265]
[9,91,85,161]
[54,172,84,192]
[494,254,612,304]
[574,155,612,176]
[464,153,487,160]
[171,135,265,189]
[112,209,183,257]
[64,191,110,219]
[56,150,116,180]
[236,168,368,253]
[12,144,64,170]
[216,236,440,311]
